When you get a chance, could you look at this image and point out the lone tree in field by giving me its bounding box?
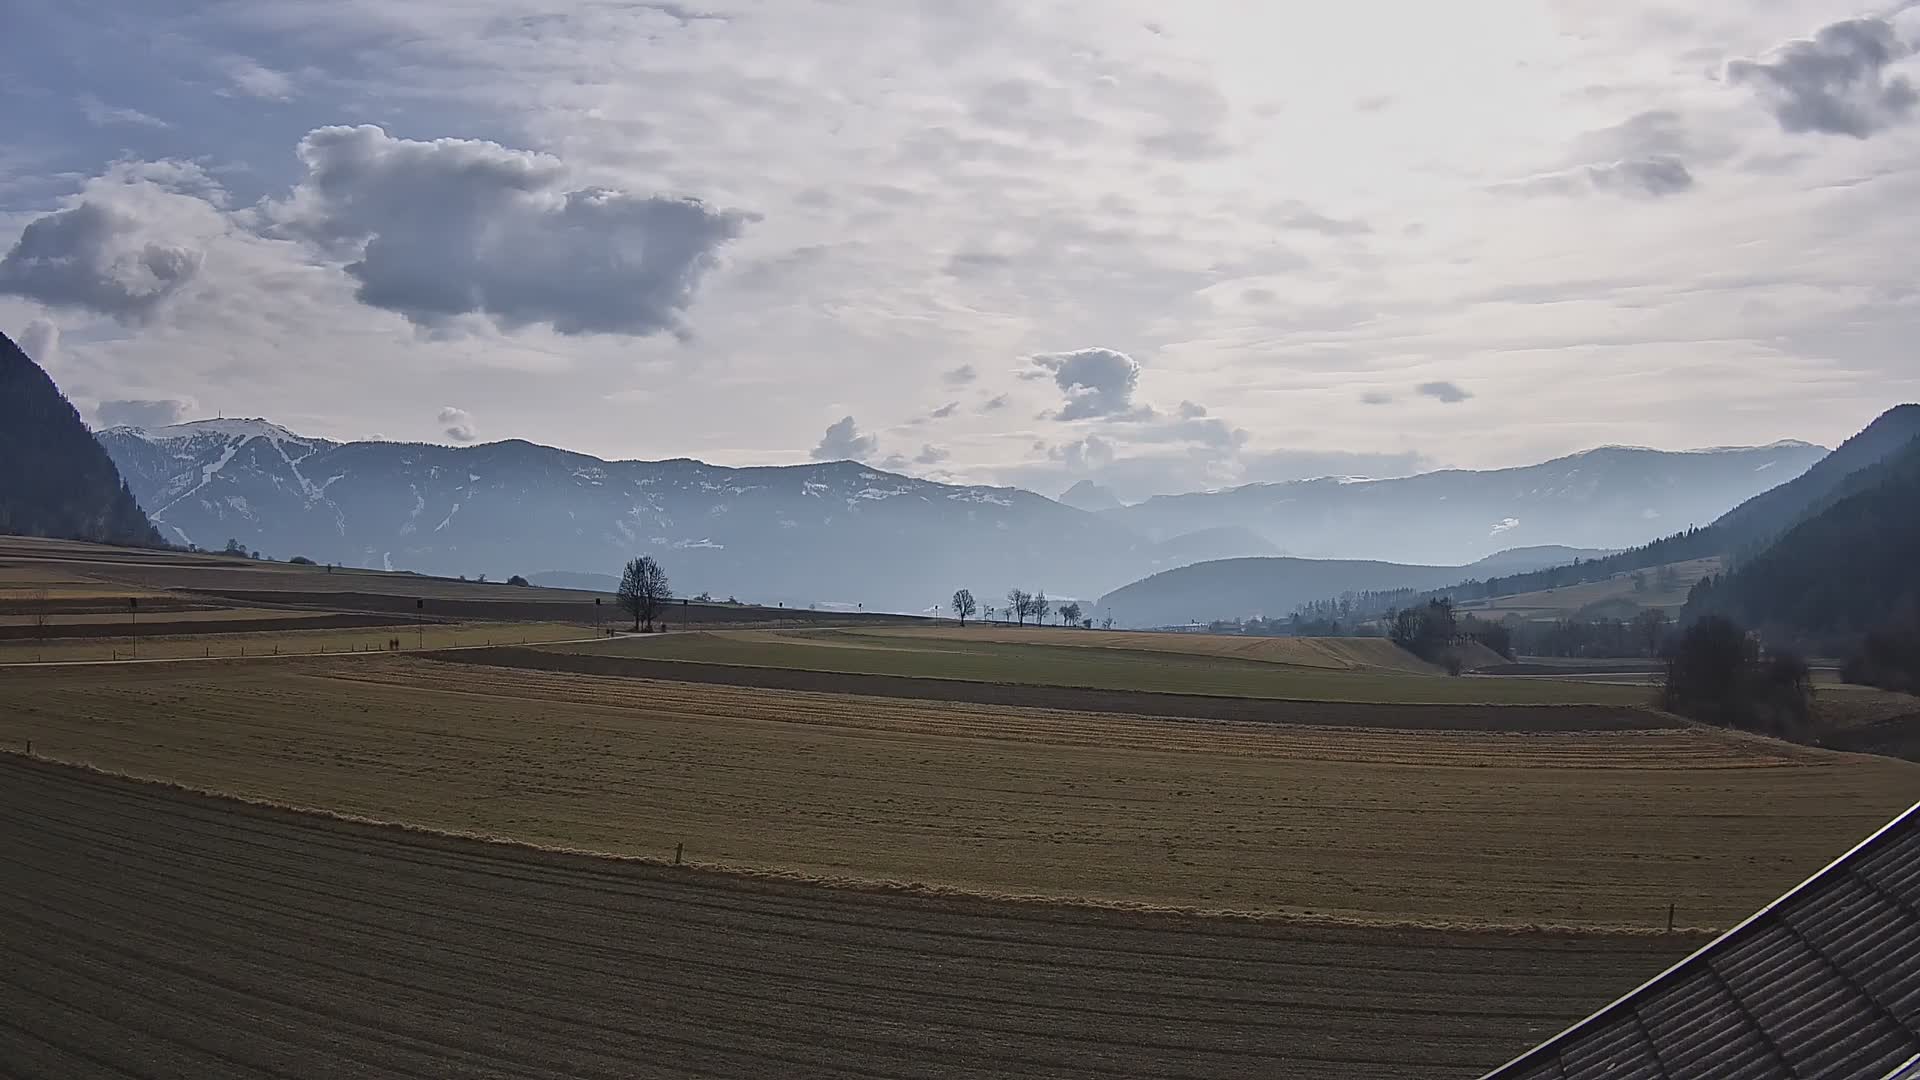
[1059,601,1082,627]
[951,588,977,626]
[1031,590,1051,627]
[1007,588,1031,626]
[617,556,673,631]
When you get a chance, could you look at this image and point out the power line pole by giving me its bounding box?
[416,597,424,649]
[129,597,138,658]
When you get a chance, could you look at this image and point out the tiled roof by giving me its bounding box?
[1485,802,1920,1080]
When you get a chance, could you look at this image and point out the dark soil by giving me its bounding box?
[0,754,1693,1080]
[435,647,1679,732]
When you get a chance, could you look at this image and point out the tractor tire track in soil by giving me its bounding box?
[0,755,1693,1080]
[441,647,1674,731]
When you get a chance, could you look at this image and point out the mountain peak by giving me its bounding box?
[133,418,311,444]
[1058,479,1123,512]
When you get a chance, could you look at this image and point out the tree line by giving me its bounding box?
[950,588,1100,628]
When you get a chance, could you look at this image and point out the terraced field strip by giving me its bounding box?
[544,630,1655,705]
[0,621,587,663]
[873,626,1474,674]
[3,657,1913,927]
[0,755,1698,1079]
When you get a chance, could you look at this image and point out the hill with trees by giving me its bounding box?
[0,331,161,547]
[1686,433,1920,661]
[1287,405,1920,625]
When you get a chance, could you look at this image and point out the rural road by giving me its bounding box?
[0,755,1682,1079]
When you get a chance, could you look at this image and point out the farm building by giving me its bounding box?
[1485,801,1920,1079]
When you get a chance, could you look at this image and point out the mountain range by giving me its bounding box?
[94,415,1831,612]
[1099,442,1830,565]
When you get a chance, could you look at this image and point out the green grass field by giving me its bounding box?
[548,629,1659,705]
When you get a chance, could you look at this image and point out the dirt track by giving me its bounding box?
[0,755,1694,1079]
[450,646,1675,731]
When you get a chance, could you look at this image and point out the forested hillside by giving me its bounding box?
[1323,405,1920,620]
[1688,435,1920,651]
[0,331,161,547]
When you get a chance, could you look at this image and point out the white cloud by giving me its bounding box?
[438,406,477,442]
[811,415,876,462]
[17,318,57,363]
[78,96,169,130]
[224,59,295,102]
[1029,347,1143,420]
[96,398,195,429]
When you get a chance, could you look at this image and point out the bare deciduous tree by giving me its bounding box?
[1031,590,1051,627]
[951,588,977,627]
[1059,601,1082,627]
[1007,589,1030,627]
[618,556,673,631]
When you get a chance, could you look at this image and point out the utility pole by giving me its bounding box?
[130,597,138,658]
[416,597,424,649]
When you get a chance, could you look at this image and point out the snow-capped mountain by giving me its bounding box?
[97,420,1249,609]
[1100,442,1830,566]
[94,419,1831,610]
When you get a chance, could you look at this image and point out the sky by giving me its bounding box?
[4,0,1920,502]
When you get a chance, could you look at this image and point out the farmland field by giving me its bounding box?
[0,620,590,662]
[544,628,1656,705]
[2,656,1913,928]
[0,755,1701,1080]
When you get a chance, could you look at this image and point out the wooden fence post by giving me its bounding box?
[1667,903,1675,932]
[674,842,684,866]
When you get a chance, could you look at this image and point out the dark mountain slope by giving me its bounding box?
[0,331,161,547]
[1711,404,1920,550]
[1695,434,1920,646]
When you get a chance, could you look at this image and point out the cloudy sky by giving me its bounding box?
[5,0,1920,501]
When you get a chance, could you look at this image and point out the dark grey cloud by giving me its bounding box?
[810,415,876,462]
[980,393,1010,412]
[1416,380,1472,404]
[17,319,58,363]
[0,201,203,320]
[914,444,950,465]
[264,125,753,336]
[1241,448,1432,483]
[1728,17,1918,138]
[438,406,477,442]
[96,398,194,429]
[929,401,959,419]
[1360,390,1394,405]
[1501,156,1694,198]
[1029,346,1142,420]
[943,364,977,385]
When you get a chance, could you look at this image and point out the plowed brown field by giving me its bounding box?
[2,656,1913,929]
[0,755,1699,1079]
